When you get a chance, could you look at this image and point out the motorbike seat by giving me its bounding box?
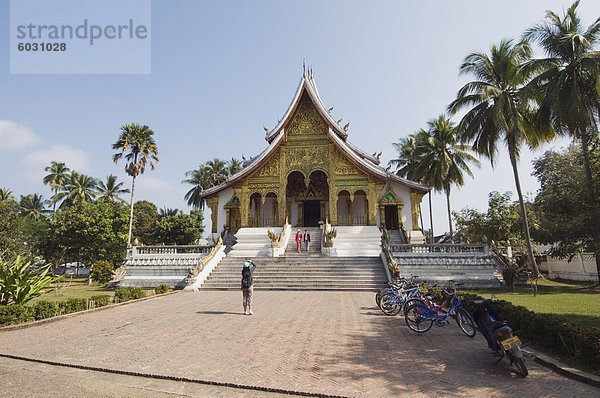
[491,320,508,330]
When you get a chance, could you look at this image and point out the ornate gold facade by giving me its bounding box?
[201,78,429,234]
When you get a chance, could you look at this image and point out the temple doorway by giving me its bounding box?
[385,205,399,230]
[303,200,320,227]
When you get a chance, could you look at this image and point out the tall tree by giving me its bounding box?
[112,123,159,247]
[413,116,480,242]
[133,200,159,245]
[51,171,99,208]
[389,131,436,241]
[97,175,130,203]
[524,0,600,279]
[448,39,549,277]
[43,161,70,212]
[532,146,600,259]
[19,193,50,221]
[205,158,228,186]
[0,188,16,204]
[183,165,211,209]
[159,207,180,218]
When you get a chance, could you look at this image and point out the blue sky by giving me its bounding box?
[0,0,597,234]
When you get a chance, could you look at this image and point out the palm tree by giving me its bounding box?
[524,0,600,278]
[19,193,50,220]
[43,161,70,212]
[159,207,180,217]
[389,130,435,241]
[448,39,550,277]
[97,175,130,203]
[0,188,16,203]
[112,123,159,247]
[51,171,99,208]
[226,158,243,176]
[205,158,228,186]
[399,116,480,243]
[183,165,209,210]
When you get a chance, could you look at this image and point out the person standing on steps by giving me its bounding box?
[295,229,302,252]
[304,229,311,253]
[241,259,256,315]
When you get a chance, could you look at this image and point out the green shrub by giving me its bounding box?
[0,305,34,326]
[154,284,170,295]
[114,288,132,303]
[58,298,87,314]
[129,286,146,300]
[90,260,114,284]
[32,300,58,320]
[114,287,146,303]
[89,295,111,307]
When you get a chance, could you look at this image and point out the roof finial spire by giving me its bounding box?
[303,59,306,77]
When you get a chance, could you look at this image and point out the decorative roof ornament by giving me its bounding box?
[328,106,334,113]
[263,126,269,136]
[343,122,350,132]
[336,118,343,124]
[303,59,306,77]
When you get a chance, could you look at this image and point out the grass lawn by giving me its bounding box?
[471,278,600,329]
[29,276,115,303]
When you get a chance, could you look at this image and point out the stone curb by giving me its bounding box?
[0,353,347,398]
[524,348,600,389]
[0,290,180,333]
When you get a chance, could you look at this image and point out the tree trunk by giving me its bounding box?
[579,131,600,280]
[445,186,453,243]
[127,175,136,247]
[429,192,434,244]
[508,147,540,277]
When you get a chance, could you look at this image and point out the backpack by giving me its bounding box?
[241,268,253,288]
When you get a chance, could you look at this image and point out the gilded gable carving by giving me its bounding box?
[333,149,360,175]
[255,152,280,177]
[286,146,329,173]
[286,93,328,138]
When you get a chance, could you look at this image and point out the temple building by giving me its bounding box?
[199,72,430,241]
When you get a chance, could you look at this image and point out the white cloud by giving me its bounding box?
[24,145,88,172]
[24,145,90,179]
[136,177,173,192]
[0,120,40,150]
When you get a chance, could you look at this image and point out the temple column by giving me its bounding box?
[239,186,249,228]
[205,197,219,234]
[379,204,386,230]
[397,203,404,228]
[329,189,337,225]
[410,190,425,230]
[320,201,326,223]
[367,181,378,226]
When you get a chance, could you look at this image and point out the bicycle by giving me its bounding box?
[378,276,427,316]
[404,282,476,337]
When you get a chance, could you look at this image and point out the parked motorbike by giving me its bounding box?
[471,297,528,377]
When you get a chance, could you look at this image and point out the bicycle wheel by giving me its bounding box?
[402,298,425,314]
[404,302,433,333]
[455,307,476,337]
[375,288,388,309]
[379,293,401,316]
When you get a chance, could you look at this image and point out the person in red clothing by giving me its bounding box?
[295,229,302,252]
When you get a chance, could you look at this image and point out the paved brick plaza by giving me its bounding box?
[0,291,597,397]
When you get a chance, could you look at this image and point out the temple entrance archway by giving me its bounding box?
[303,200,320,227]
[384,205,400,230]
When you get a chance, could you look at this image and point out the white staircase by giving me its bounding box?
[200,255,387,290]
[285,227,322,256]
[334,226,382,257]
[227,227,282,257]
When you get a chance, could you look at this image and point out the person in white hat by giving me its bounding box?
[241,259,256,315]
